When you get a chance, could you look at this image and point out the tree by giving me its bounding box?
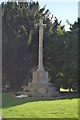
[2,2,40,89]
[2,1,59,89]
[2,1,78,92]
[61,20,78,91]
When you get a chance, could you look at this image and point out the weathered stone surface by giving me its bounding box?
[22,17,59,98]
[32,71,48,84]
[23,72,59,97]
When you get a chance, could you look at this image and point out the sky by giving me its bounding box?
[0,0,78,31]
[39,1,78,30]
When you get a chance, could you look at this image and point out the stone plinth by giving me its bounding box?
[32,71,48,85]
[22,17,60,98]
[22,70,59,97]
[32,71,48,94]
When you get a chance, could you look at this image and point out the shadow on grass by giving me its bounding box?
[2,92,79,108]
[1,118,79,120]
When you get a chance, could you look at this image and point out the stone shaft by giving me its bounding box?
[38,18,44,71]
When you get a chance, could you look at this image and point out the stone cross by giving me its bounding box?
[37,17,46,71]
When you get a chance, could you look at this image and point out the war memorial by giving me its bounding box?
[23,17,59,97]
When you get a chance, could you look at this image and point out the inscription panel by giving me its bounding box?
[39,88,47,93]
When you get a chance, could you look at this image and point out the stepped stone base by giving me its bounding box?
[22,70,59,97]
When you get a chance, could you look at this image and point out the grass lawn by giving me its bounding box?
[2,92,79,118]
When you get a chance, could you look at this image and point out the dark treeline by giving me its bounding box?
[2,1,78,91]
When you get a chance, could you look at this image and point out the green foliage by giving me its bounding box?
[62,21,78,91]
[2,2,40,89]
[57,25,65,35]
[44,20,78,91]
[28,30,33,45]
[2,1,78,91]
[2,1,57,89]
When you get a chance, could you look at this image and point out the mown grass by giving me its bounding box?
[2,92,79,118]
